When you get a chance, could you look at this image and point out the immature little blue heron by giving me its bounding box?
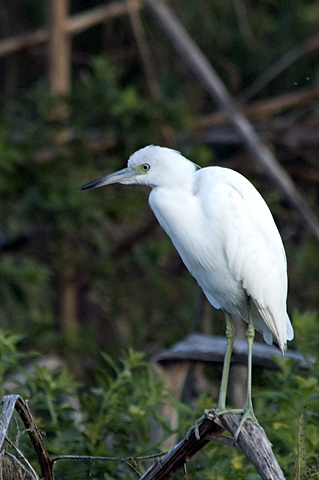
[81,145,294,439]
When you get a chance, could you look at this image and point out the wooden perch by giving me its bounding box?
[0,394,286,479]
[140,409,285,480]
[214,413,286,480]
[142,0,319,242]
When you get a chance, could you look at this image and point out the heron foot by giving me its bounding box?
[186,409,217,440]
[186,405,258,443]
[233,405,257,444]
[186,413,205,440]
[215,403,258,444]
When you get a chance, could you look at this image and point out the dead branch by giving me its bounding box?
[197,84,319,129]
[0,395,286,479]
[51,452,165,464]
[238,34,319,103]
[142,0,319,242]
[66,0,144,37]
[0,395,54,480]
[126,0,176,146]
[214,413,285,480]
[4,436,40,479]
[0,28,48,58]
[1,451,36,480]
[126,0,161,100]
[0,0,144,58]
[139,410,285,480]
[196,120,319,150]
[48,0,71,94]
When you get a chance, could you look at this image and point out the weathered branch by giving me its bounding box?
[126,0,161,100]
[197,84,319,129]
[0,395,54,480]
[48,0,71,94]
[4,436,40,479]
[237,34,319,103]
[126,0,176,146]
[142,0,319,242]
[140,410,285,480]
[0,0,144,58]
[215,413,285,480]
[0,395,286,479]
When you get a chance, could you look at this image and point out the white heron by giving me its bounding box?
[81,145,294,440]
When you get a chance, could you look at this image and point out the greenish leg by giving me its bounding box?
[233,297,258,442]
[244,298,255,412]
[217,313,236,411]
[191,300,258,443]
[190,313,235,440]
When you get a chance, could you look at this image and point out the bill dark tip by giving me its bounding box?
[80,179,102,191]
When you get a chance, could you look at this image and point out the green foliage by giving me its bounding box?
[0,257,52,333]
[0,334,172,479]
[0,56,200,357]
[291,311,319,363]
[293,409,312,480]
[248,312,319,479]
[0,331,26,385]
[80,350,169,457]
[2,310,319,479]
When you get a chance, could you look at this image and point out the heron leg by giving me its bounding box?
[244,298,255,412]
[189,313,235,440]
[217,313,235,411]
[233,297,258,442]
[191,305,258,443]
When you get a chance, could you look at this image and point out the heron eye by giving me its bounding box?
[142,163,150,172]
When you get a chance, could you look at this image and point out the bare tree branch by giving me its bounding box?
[5,436,40,479]
[142,0,319,242]
[0,395,54,480]
[197,84,319,129]
[139,410,285,480]
[0,0,144,58]
[1,395,286,479]
[52,452,166,463]
[214,413,285,480]
[126,0,176,146]
[237,34,319,103]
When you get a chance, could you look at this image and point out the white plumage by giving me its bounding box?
[147,153,293,352]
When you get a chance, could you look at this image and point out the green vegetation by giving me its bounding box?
[1,317,319,479]
[0,57,200,358]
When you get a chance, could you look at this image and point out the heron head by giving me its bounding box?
[80,145,199,191]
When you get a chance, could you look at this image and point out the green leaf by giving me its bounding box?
[293,409,311,480]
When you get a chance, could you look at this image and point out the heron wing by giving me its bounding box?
[196,167,288,347]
